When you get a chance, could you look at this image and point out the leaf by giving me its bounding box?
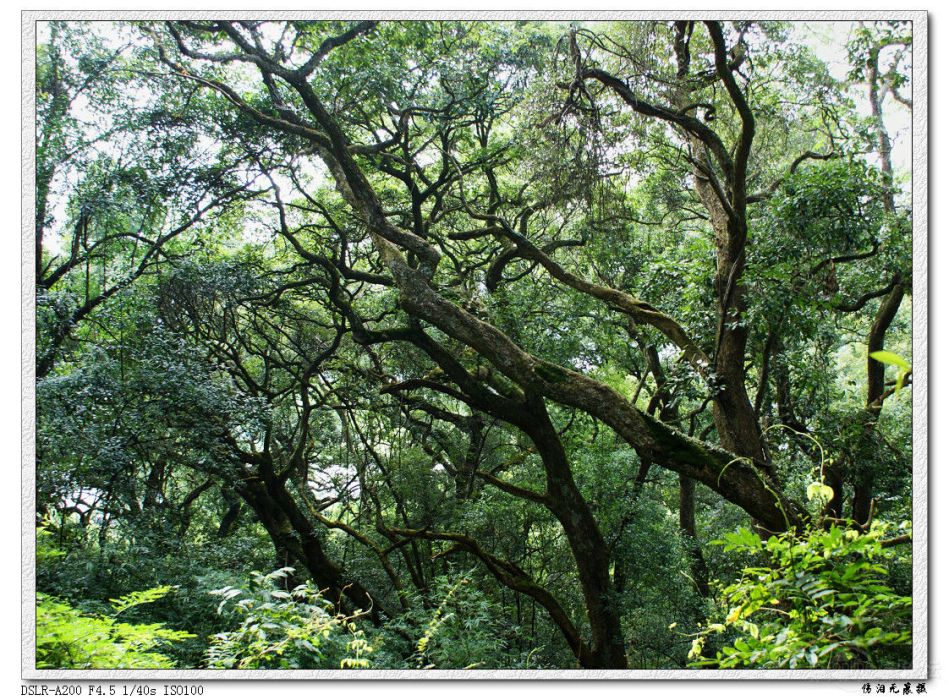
[869,350,910,371]
[807,482,835,503]
[110,585,175,614]
[721,527,763,552]
[687,637,705,660]
[870,350,911,391]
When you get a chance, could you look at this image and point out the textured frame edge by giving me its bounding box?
[20,8,930,681]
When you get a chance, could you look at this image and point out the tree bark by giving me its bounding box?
[852,281,905,524]
[237,469,386,622]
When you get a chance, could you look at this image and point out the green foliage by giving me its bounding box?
[205,568,374,670]
[688,522,912,669]
[610,490,710,668]
[846,21,912,84]
[36,522,65,566]
[110,586,178,614]
[36,516,278,669]
[375,571,538,670]
[33,19,915,673]
[869,350,911,393]
[36,587,194,669]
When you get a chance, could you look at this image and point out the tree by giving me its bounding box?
[35,21,258,379]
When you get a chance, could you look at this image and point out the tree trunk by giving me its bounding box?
[852,281,905,524]
[524,397,628,669]
[238,470,385,622]
[678,474,710,597]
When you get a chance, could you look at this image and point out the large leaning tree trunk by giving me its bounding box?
[572,22,769,469]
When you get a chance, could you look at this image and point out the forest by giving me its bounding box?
[33,19,915,672]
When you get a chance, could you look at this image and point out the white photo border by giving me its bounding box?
[21,9,929,681]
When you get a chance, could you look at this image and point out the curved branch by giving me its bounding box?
[704,21,755,207]
[386,525,589,663]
